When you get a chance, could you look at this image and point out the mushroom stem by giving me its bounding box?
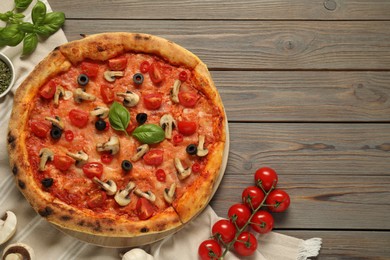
[197,135,209,157]
[74,88,96,103]
[171,80,181,103]
[114,182,136,206]
[93,178,117,196]
[174,158,192,180]
[38,148,54,171]
[96,136,120,155]
[131,144,149,161]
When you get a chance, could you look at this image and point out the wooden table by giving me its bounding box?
[50,1,390,259]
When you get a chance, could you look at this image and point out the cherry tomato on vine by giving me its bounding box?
[227,203,251,229]
[233,231,258,257]
[198,239,222,260]
[254,166,278,191]
[212,219,236,244]
[265,189,290,212]
[242,186,265,210]
[250,210,274,234]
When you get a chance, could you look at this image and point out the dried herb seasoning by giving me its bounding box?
[0,59,12,95]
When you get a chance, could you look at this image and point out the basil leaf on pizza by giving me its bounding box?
[132,124,165,144]
[109,101,130,133]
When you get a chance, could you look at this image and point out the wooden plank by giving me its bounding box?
[210,174,390,230]
[50,0,390,20]
[212,71,390,122]
[223,123,390,176]
[281,231,390,259]
[63,20,390,70]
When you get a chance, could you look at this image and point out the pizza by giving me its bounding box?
[7,32,226,243]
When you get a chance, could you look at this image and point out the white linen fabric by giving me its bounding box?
[0,1,321,259]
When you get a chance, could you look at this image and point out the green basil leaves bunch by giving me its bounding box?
[0,0,65,56]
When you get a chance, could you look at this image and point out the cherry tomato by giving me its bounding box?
[136,197,156,220]
[64,130,74,142]
[30,121,50,138]
[227,203,251,229]
[233,231,258,257]
[254,166,278,191]
[140,61,150,73]
[178,92,198,108]
[266,189,290,212]
[53,155,74,171]
[80,61,99,78]
[143,93,162,110]
[101,153,113,164]
[108,56,127,71]
[179,70,188,82]
[69,109,89,128]
[82,162,103,179]
[211,219,236,244]
[100,85,115,103]
[192,162,201,173]
[126,118,137,134]
[143,149,164,166]
[242,186,265,210]
[177,121,197,136]
[87,190,107,209]
[172,133,183,144]
[39,80,56,99]
[198,239,222,260]
[149,62,164,84]
[250,210,274,234]
[105,121,110,131]
[155,169,166,182]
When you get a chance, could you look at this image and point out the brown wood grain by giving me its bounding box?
[212,71,390,122]
[62,20,390,70]
[50,0,390,20]
[210,174,390,230]
[281,231,390,259]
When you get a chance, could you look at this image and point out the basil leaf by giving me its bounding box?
[0,24,25,46]
[15,0,33,11]
[36,12,65,37]
[18,22,34,33]
[109,102,130,133]
[32,1,46,25]
[132,124,165,144]
[22,33,38,56]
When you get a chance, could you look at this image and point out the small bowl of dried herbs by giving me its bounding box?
[0,52,15,99]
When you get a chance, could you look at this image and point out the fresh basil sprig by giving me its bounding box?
[109,102,130,134]
[132,124,165,144]
[0,0,65,56]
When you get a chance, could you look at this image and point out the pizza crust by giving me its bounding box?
[7,32,226,244]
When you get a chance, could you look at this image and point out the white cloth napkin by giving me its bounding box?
[1,1,321,259]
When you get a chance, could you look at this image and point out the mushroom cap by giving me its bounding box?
[2,243,35,260]
[0,211,17,245]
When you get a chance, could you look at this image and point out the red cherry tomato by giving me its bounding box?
[250,210,274,234]
[143,93,162,110]
[108,56,127,71]
[233,231,258,257]
[101,153,113,164]
[80,61,99,78]
[179,70,188,82]
[136,197,156,220]
[192,162,201,173]
[155,169,166,182]
[172,133,183,144]
[140,61,150,73]
[198,239,222,260]
[126,118,137,134]
[53,155,74,171]
[105,121,110,131]
[82,162,103,179]
[254,167,278,191]
[64,130,74,142]
[227,203,251,229]
[87,190,107,209]
[143,149,164,166]
[178,92,198,108]
[100,85,115,103]
[30,121,50,138]
[242,186,265,210]
[69,109,89,128]
[211,219,236,244]
[266,189,291,212]
[39,80,56,99]
[177,121,197,136]
[149,62,164,84]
